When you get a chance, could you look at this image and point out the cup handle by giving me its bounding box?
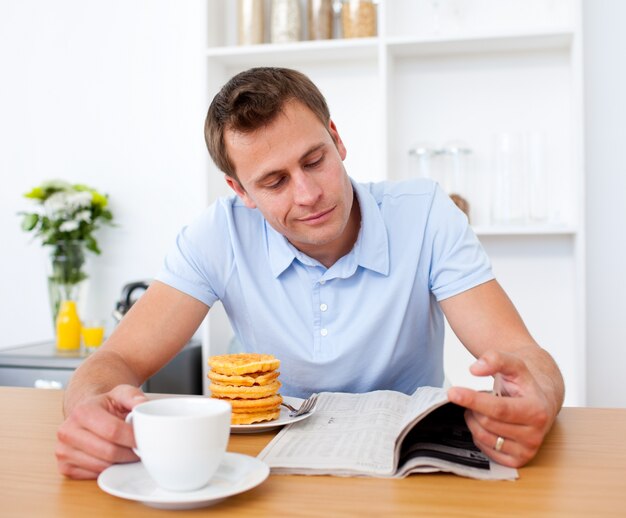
[125,412,141,457]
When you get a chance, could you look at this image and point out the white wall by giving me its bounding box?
[0,0,209,347]
[583,0,626,407]
[1,0,625,407]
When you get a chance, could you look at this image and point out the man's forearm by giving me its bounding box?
[63,349,144,417]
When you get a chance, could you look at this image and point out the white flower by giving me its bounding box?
[59,220,80,232]
[43,192,72,215]
[67,191,93,210]
[75,210,92,222]
[44,191,93,218]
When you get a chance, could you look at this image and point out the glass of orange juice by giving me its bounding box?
[81,319,106,351]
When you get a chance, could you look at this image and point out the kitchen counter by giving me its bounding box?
[0,340,202,394]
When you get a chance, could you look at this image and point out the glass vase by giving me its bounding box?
[47,240,88,329]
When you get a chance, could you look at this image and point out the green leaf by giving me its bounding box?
[23,187,45,200]
[21,213,39,231]
[85,235,101,254]
[91,191,108,208]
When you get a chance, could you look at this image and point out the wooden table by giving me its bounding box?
[1,387,626,517]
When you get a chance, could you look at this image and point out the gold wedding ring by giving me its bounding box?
[495,436,505,452]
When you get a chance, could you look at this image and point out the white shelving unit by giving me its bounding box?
[203,0,585,405]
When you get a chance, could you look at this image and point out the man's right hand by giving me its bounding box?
[55,384,148,479]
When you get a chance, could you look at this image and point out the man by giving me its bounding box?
[56,67,564,479]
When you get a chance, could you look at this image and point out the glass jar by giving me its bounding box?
[442,144,473,221]
[271,0,301,44]
[341,0,377,39]
[238,0,265,45]
[308,0,333,40]
[408,142,474,221]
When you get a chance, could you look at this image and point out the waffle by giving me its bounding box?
[208,353,280,376]
[208,369,280,387]
[216,394,283,411]
[231,408,281,425]
[209,380,281,400]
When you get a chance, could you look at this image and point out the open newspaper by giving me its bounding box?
[257,386,518,480]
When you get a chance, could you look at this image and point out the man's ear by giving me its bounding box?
[225,175,257,209]
[328,119,347,161]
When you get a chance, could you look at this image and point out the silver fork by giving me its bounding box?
[281,393,318,418]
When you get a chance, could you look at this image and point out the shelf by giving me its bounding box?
[206,38,378,68]
[205,28,574,68]
[386,29,574,58]
[205,0,585,405]
[473,224,577,236]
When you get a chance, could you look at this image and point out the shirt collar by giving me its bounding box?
[266,178,390,278]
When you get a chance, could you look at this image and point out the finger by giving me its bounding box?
[465,411,536,468]
[107,385,148,415]
[472,434,523,468]
[467,409,534,441]
[448,387,531,425]
[58,419,139,465]
[72,402,137,449]
[470,351,534,387]
[58,462,102,480]
[465,410,514,455]
[56,439,113,476]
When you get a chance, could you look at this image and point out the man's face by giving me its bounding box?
[224,101,357,265]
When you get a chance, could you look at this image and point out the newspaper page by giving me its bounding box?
[257,386,518,480]
[395,389,518,480]
[258,390,411,476]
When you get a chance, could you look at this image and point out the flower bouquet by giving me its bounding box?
[20,180,114,325]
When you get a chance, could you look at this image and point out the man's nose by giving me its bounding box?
[292,171,322,205]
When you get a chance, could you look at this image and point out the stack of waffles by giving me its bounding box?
[208,353,282,425]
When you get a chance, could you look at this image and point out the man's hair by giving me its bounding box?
[205,67,331,181]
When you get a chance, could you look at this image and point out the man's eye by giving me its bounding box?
[305,156,323,169]
[267,177,287,189]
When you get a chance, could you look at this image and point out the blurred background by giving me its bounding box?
[0,0,623,406]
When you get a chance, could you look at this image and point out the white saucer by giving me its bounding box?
[97,453,269,510]
[231,396,315,434]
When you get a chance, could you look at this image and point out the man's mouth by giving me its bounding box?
[298,207,335,224]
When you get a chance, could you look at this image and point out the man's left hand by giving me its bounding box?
[447,350,556,468]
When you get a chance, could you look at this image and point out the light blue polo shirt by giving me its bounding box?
[157,178,494,398]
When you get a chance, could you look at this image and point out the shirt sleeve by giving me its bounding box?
[155,202,232,307]
[426,184,494,301]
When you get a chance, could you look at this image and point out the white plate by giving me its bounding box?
[231,396,315,434]
[97,452,269,510]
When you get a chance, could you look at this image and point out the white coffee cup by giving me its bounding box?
[126,397,231,491]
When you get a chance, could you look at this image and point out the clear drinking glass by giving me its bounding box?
[408,143,438,180]
[525,131,549,222]
[491,132,528,224]
[81,319,106,351]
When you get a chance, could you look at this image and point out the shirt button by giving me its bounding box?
[320,328,328,337]
[320,303,328,311]
[320,280,326,285]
